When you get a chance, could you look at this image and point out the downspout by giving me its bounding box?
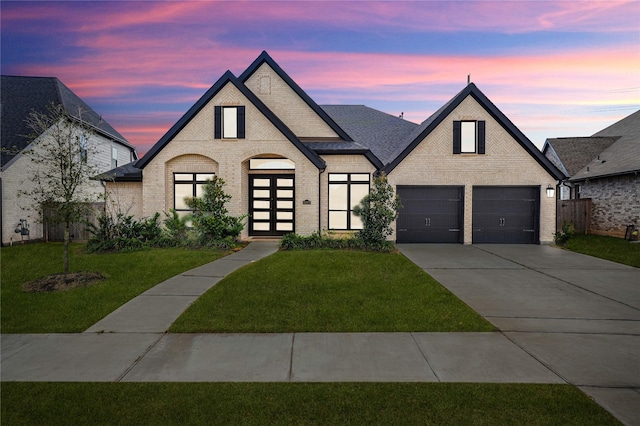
[318,167,325,233]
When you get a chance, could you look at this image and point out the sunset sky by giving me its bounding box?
[2,0,639,156]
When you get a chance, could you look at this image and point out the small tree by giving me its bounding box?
[353,172,401,246]
[19,102,100,274]
[184,176,246,242]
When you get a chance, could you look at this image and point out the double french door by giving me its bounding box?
[249,175,295,236]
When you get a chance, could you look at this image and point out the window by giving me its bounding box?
[453,120,485,154]
[328,173,370,230]
[111,147,118,168]
[79,135,88,162]
[249,158,295,170]
[174,173,216,217]
[215,106,245,139]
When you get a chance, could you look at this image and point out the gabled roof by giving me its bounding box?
[543,137,619,177]
[381,83,566,180]
[239,51,352,142]
[1,75,135,168]
[134,70,326,174]
[569,110,640,181]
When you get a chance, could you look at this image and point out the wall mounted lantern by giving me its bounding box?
[546,185,555,198]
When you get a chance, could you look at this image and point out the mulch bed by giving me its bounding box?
[22,271,106,293]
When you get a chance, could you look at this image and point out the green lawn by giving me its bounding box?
[565,234,640,268]
[171,250,494,332]
[1,382,620,425]
[0,243,228,333]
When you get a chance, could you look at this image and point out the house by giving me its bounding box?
[543,110,640,237]
[103,51,564,244]
[1,75,138,245]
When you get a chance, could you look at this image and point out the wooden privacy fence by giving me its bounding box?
[43,202,105,242]
[557,199,591,235]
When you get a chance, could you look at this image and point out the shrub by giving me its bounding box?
[163,209,189,240]
[184,176,246,241]
[87,212,163,253]
[554,222,574,246]
[280,231,394,252]
[353,173,401,245]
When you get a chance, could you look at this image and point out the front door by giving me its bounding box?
[249,175,295,236]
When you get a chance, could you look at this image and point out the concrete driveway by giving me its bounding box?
[398,243,640,426]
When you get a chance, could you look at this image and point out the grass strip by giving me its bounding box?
[1,382,620,425]
[1,243,227,333]
[565,234,640,268]
[171,250,494,332]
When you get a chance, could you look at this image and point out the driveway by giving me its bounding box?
[398,244,640,426]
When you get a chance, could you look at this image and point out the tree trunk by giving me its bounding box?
[64,222,70,275]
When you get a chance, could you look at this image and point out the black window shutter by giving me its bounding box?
[453,121,461,154]
[214,106,221,139]
[477,120,486,154]
[237,106,245,139]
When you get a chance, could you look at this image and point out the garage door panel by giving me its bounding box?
[472,186,539,244]
[397,186,463,243]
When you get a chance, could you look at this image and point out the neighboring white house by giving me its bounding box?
[103,51,564,244]
[1,75,137,245]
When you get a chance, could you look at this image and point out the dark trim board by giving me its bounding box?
[396,186,464,243]
[472,186,540,244]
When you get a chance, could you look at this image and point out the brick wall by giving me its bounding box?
[579,174,639,237]
[388,96,558,244]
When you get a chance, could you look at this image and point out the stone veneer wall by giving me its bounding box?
[579,174,639,237]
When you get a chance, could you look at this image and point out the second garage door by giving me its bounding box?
[472,186,539,244]
[396,186,463,243]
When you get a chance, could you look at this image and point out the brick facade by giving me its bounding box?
[388,96,557,244]
[579,174,639,237]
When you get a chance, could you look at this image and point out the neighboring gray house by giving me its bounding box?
[1,75,138,245]
[543,110,640,237]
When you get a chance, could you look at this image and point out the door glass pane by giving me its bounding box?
[253,178,270,187]
[329,184,347,209]
[277,189,293,198]
[277,211,293,220]
[253,189,270,198]
[329,174,348,182]
[276,222,293,231]
[253,212,270,220]
[329,211,347,229]
[253,200,270,209]
[175,184,192,210]
[277,200,293,209]
[350,184,369,208]
[253,222,270,231]
[277,178,294,187]
[250,159,295,170]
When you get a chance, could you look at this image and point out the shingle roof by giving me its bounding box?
[543,137,619,176]
[1,75,134,168]
[320,105,417,166]
[567,110,640,181]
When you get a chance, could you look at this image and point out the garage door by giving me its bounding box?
[396,186,463,243]
[472,186,539,244]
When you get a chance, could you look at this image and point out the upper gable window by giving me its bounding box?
[453,120,485,154]
[214,106,245,139]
